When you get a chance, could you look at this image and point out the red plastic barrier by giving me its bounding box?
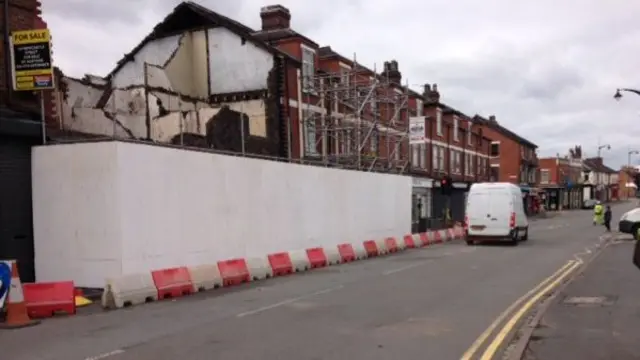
[337,243,356,262]
[403,235,416,249]
[217,259,251,286]
[363,240,379,257]
[151,267,193,300]
[447,228,455,241]
[420,233,430,247]
[306,247,328,268]
[385,237,399,253]
[268,252,294,276]
[23,281,75,318]
[433,230,443,244]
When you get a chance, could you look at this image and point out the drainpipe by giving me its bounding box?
[3,0,12,107]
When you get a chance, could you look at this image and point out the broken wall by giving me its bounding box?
[52,27,278,153]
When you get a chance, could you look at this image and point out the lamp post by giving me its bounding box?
[614,88,640,101]
[597,144,611,158]
[629,149,640,168]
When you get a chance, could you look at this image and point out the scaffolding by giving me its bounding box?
[300,54,411,173]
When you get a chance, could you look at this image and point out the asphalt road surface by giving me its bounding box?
[1,203,634,360]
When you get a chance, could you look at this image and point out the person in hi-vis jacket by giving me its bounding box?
[593,201,604,226]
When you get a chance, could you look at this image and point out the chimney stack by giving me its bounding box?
[423,83,440,104]
[488,115,497,123]
[381,60,402,84]
[260,5,291,31]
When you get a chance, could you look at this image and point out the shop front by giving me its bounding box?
[411,177,433,233]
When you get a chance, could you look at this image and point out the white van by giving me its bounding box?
[465,182,529,245]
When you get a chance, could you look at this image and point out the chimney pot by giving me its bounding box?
[489,115,496,122]
[432,84,438,92]
[423,84,431,94]
[260,4,291,31]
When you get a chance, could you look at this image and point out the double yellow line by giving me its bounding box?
[461,259,583,360]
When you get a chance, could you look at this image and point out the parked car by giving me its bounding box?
[582,199,598,209]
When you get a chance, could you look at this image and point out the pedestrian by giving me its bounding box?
[604,205,612,232]
[593,201,603,226]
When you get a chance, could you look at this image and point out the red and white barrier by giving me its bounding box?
[100,226,464,310]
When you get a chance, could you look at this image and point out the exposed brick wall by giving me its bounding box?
[480,126,522,183]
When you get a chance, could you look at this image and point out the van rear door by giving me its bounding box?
[467,190,513,237]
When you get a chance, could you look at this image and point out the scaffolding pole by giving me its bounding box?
[299,53,411,173]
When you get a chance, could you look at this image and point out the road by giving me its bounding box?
[1,202,634,360]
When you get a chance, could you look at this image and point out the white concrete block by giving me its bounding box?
[352,242,368,260]
[323,246,341,265]
[101,272,158,309]
[246,256,273,280]
[412,233,423,247]
[188,264,222,292]
[396,236,407,250]
[375,239,388,255]
[289,250,311,272]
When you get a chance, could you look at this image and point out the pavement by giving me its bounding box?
[0,201,635,360]
[521,235,640,360]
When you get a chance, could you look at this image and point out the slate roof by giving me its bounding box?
[472,114,538,149]
[583,157,617,174]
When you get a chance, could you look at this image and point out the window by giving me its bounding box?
[528,170,536,184]
[467,121,473,146]
[436,108,443,135]
[490,142,500,157]
[420,144,427,169]
[453,117,459,142]
[416,99,423,117]
[394,142,400,161]
[466,153,474,176]
[340,66,349,86]
[411,144,419,167]
[303,110,317,155]
[344,129,352,155]
[455,151,462,174]
[540,169,550,184]
[370,131,378,154]
[433,145,444,171]
[301,46,315,93]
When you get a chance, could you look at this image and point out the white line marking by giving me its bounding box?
[84,349,125,360]
[382,261,430,276]
[236,285,344,318]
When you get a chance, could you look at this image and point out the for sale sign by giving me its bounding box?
[10,29,55,91]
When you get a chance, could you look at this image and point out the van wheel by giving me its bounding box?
[521,227,529,241]
[510,231,519,246]
[466,239,475,246]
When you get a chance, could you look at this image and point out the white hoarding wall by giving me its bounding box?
[32,142,412,287]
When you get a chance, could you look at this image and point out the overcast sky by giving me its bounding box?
[41,0,640,168]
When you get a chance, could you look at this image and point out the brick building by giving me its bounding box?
[419,84,492,227]
[619,166,637,199]
[254,5,410,171]
[472,115,538,185]
[0,0,48,281]
[538,148,583,210]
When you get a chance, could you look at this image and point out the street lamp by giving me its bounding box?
[597,144,611,158]
[614,88,640,101]
[629,149,640,167]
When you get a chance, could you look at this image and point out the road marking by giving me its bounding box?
[479,259,582,360]
[382,261,432,276]
[84,349,125,360]
[236,285,344,318]
[460,260,577,360]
